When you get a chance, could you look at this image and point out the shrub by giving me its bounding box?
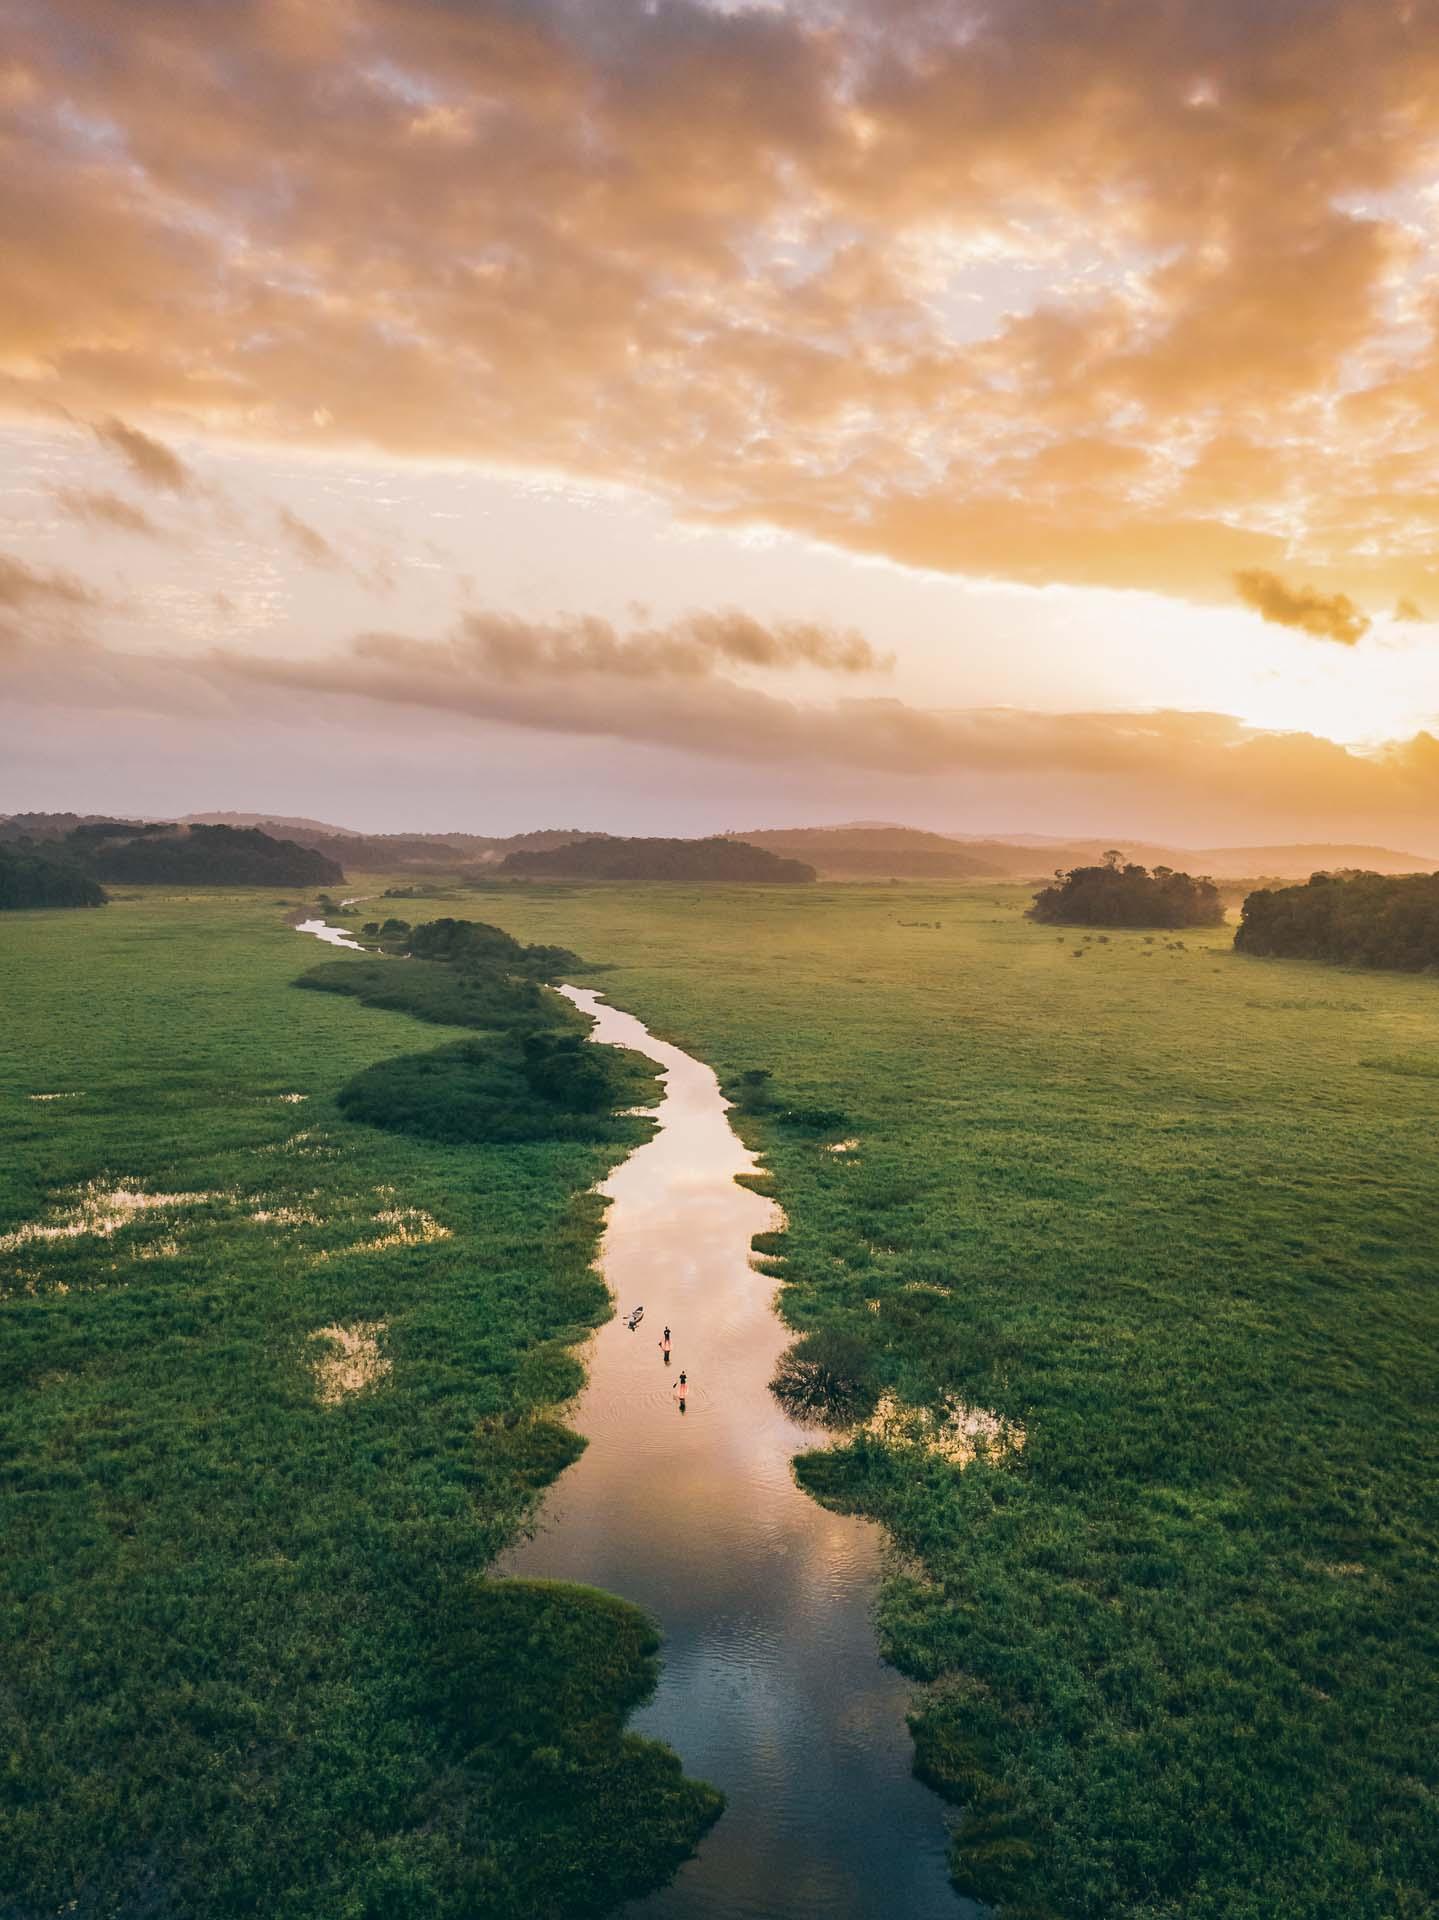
[770,1326,880,1426]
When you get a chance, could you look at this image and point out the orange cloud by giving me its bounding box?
[5,615,1438,844]
[0,551,100,610]
[277,507,341,568]
[54,487,163,538]
[92,417,193,493]
[3,2,1439,608]
[1234,569,1370,647]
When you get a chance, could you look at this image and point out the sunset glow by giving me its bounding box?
[4,0,1439,845]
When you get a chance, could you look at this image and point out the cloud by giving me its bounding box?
[1394,596,1425,623]
[92,417,193,494]
[455,608,889,680]
[277,507,342,568]
[4,2,1439,606]
[0,551,100,610]
[6,620,1439,843]
[1234,569,1371,647]
[54,486,163,538]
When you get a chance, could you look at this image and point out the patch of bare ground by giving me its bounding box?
[861,1391,1026,1468]
[309,1321,391,1405]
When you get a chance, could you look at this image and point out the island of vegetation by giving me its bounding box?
[1029,853,1225,928]
[0,840,108,909]
[1236,868,1439,970]
[499,835,817,883]
[299,917,658,1144]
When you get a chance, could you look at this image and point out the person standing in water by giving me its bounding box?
[673,1369,688,1411]
[659,1325,672,1362]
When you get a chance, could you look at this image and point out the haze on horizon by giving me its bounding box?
[4,0,1439,846]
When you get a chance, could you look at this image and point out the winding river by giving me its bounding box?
[298,924,961,1916]
[503,989,961,1919]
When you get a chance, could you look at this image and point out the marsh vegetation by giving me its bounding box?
[4,876,1436,1920]
[469,877,1439,1920]
[0,892,717,1918]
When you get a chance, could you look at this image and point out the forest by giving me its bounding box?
[77,822,344,886]
[1030,857,1225,928]
[1236,869,1439,970]
[0,841,108,910]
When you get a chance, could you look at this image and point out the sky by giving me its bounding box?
[4,0,1439,849]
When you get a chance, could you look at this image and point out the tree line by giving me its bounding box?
[1235,870,1439,971]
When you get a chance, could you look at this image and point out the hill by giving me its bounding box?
[0,841,108,909]
[200,822,606,873]
[948,835,1439,879]
[72,823,344,887]
[733,826,1001,880]
[180,811,362,838]
[501,836,816,883]
[0,812,128,842]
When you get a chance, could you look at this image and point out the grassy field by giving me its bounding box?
[0,890,719,1919]
[5,878,1437,1920]
[396,877,1438,1920]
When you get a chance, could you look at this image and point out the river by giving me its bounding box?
[297,924,962,1917]
[502,988,961,1919]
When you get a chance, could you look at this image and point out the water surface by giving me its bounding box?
[295,916,365,950]
[502,988,962,1920]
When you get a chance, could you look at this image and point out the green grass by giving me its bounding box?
[408,878,1439,1920]
[0,890,720,1918]
[7,878,1437,1920]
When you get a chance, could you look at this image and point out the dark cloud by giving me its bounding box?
[456,608,889,680]
[1234,569,1371,647]
[92,417,193,493]
[54,486,163,538]
[277,507,342,568]
[0,552,101,609]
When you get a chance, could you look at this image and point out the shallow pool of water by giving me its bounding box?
[501,988,963,1920]
[295,916,365,951]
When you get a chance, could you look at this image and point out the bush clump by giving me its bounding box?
[405,916,578,978]
[770,1326,880,1427]
[337,1035,657,1145]
[1236,868,1439,971]
[1030,853,1223,929]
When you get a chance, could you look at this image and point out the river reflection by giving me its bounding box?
[501,989,963,1920]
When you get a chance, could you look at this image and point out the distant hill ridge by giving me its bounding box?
[5,813,1434,878]
[731,826,1002,880]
